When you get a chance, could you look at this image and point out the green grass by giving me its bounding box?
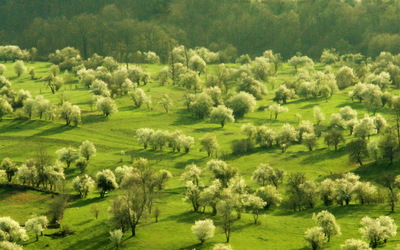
[0,61,399,249]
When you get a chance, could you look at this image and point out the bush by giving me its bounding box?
[49,195,68,224]
[0,64,6,75]
[231,139,254,155]
[191,219,215,244]
[13,60,26,77]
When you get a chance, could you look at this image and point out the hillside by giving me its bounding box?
[1,49,400,249]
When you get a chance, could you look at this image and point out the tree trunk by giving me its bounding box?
[192,200,198,212]
[212,206,217,216]
[371,240,377,248]
[131,223,136,236]
[184,48,189,69]
[357,156,363,166]
[253,213,258,224]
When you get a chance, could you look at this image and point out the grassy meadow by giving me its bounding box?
[1,61,400,249]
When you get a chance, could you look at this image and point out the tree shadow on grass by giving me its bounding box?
[276,203,392,221]
[117,105,140,112]
[158,187,186,197]
[32,124,75,137]
[64,168,78,181]
[193,127,221,133]
[235,116,271,126]
[278,148,309,161]
[262,118,284,124]
[82,114,109,124]
[323,204,393,219]
[286,97,323,106]
[226,146,277,161]
[274,207,322,218]
[0,119,49,133]
[21,238,45,247]
[8,76,20,81]
[67,197,104,209]
[335,101,364,109]
[174,157,211,170]
[172,109,200,126]
[66,230,110,250]
[300,147,347,165]
[300,103,319,110]
[164,211,209,224]
[353,159,400,181]
[73,219,92,226]
[127,149,189,165]
[178,243,204,250]
[229,221,259,232]
[336,101,395,117]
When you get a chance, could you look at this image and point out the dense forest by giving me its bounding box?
[1,0,400,61]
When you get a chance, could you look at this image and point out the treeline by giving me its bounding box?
[1,0,400,60]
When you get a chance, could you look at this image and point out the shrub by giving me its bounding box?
[231,139,254,155]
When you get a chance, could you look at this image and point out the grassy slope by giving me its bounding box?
[0,62,399,249]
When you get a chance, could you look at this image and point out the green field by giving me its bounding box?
[1,61,399,250]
